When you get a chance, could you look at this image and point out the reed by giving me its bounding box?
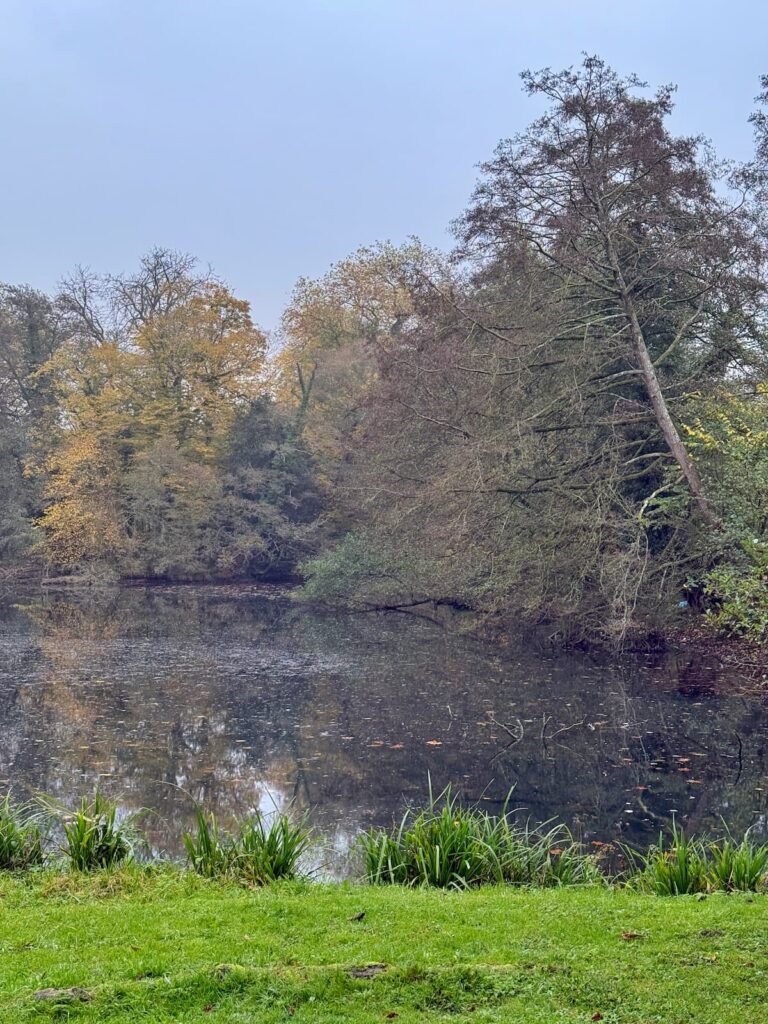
[184,806,312,884]
[45,793,144,871]
[360,785,599,889]
[0,795,45,871]
[706,833,768,892]
[627,823,709,895]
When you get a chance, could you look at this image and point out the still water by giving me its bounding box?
[0,585,766,872]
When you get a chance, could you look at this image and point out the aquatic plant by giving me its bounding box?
[706,833,768,892]
[360,785,599,889]
[627,823,709,895]
[0,795,45,871]
[44,793,144,871]
[234,811,313,883]
[183,807,231,878]
[184,806,312,884]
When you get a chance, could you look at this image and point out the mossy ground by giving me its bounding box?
[0,870,766,1022]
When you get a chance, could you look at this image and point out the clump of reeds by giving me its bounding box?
[44,792,145,871]
[184,806,312,884]
[626,822,709,895]
[626,822,768,895]
[706,833,768,892]
[0,795,45,871]
[359,785,600,889]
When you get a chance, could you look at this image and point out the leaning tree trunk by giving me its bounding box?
[602,237,719,529]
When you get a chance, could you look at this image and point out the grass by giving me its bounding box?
[184,807,313,883]
[41,793,144,872]
[0,796,44,871]
[627,822,768,895]
[0,871,765,1022]
[360,785,601,888]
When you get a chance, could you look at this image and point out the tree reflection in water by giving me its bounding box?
[0,585,766,875]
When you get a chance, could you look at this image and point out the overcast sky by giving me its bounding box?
[0,0,765,331]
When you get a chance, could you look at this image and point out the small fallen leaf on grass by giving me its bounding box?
[349,911,366,921]
[385,1014,399,1020]
[592,1014,604,1022]
[622,931,644,941]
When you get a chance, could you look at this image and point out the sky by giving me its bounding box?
[0,0,766,333]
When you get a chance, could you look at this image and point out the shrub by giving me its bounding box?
[703,561,768,641]
[0,795,45,870]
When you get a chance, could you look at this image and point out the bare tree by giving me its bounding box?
[457,56,762,527]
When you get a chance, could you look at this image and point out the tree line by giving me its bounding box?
[2,57,767,643]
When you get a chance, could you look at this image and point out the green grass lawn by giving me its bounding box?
[0,872,766,1022]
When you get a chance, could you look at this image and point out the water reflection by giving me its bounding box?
[0,585,766,873]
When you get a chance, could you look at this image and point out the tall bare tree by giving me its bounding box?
[457,56,761,527]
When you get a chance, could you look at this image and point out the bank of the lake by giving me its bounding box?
[2,872,766,1022]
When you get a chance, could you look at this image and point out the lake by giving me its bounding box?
[0,584,766,873]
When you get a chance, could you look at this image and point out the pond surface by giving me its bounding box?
[0,585,766,873]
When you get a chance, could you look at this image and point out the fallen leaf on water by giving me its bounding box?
[426,740,442,747]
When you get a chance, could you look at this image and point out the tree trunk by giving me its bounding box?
[602,236,719,529]
[622,293,718,527]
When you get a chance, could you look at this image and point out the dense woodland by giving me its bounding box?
[2,59,768,644]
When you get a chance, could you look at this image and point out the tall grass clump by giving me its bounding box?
[183,807,230,879]
[706,832,768,892]
[627,822,768,895]
[360,785,600,889]
[45,793,144,871]
[627,823,709,895]
[0,795,45,871]
[184,807,312,884]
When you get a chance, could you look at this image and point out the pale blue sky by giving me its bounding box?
[0,0,765,331]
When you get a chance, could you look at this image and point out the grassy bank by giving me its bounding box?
[1,871,765,1022]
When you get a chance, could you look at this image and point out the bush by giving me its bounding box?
[703,560,768,641]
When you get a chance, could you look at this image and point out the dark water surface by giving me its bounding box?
[1,585,766,872]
